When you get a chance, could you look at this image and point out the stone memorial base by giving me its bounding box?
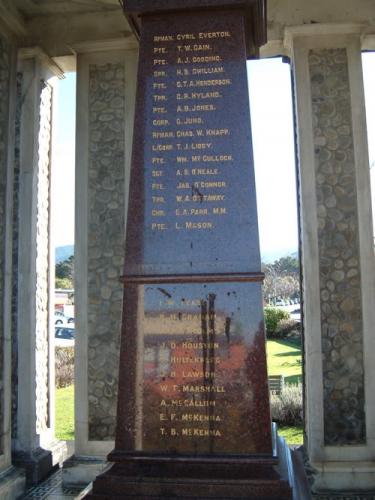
[85,426,292,499]
[86,457,291,499]
[62,455,109,490]
[13,448,57,485]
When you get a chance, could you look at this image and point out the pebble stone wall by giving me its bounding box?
[0,34,11,455]
[11,72,22,439]
[87,63,125,440]
[309,48,365,445]
[35,81,53,433]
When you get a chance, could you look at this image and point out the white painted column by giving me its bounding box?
[286,24,375,491]
[63,39,137,487]
[0,27,26,499]
[13,48,67,484]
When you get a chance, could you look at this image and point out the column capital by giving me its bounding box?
[283,23,372,56]
[70,37,138,54]
[363,34,375,50]
[259,23,375,59]
[18,47,65,80]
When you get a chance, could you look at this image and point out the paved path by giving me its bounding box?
[21,468,88,500]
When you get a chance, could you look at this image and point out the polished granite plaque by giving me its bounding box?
[116,282,271,454]
[124,10,261,276]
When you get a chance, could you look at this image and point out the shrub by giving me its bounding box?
[55,277,73,290]
[264,307,290,337]
[271,383,303,426]
[275,318,300,337]
[55,346,74,388]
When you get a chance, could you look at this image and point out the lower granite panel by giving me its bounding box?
[116,281,272,455]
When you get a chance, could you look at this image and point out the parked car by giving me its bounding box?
[55,326,75,347]
[54,311,67,325]
[55,326,75,339]
[290,308,301,322]
[55,311,74,325]
[275,299,285,307]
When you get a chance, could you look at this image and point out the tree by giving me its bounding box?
[272,255,299,276]
[55,255,74,289]
[262,254,300,304]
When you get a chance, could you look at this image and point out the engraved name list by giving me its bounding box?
[149,29,233,233]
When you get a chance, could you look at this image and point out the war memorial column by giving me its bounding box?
[87,1,292,498]
[0,21,26,499]
[286,25,375,490]
[13,48,67,484]
[68,39,138,485]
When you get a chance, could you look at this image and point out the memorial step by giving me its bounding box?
[87,474,292,499]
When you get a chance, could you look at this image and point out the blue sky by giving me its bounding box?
[51,55,374,261]
[363,52,375,169]
[363,52,375,240]
[51,72,76,249]
[248,58,298,260]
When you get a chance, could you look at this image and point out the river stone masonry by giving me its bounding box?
[0,34,11,455]
[309,48,365,445]
[87,63,125,440]
[11,72,23,440]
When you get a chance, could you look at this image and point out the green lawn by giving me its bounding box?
[266,337,302,385]
[55,385,74,440]
[278,425,303,445]
[266,337,303,444]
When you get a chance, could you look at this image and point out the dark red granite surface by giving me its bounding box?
[86,3,292,498]
[124,10,261,277]
[123,0,267,58]
[115,282,272,455]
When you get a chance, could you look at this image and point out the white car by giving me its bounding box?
[54,311,67,325]
[290,308,301,322]
[275,299,285,307]
[55,311,74,325]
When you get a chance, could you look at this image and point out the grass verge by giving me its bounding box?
[278,426,303,445]
[55,384,74,440]
[267,338,303,445]
[266,337,302,385]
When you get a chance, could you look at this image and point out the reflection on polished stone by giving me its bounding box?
[117,282,272,455]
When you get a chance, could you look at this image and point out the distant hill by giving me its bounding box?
[55,244,297,265]
[55,245,74,263]
[261,248,298,264]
